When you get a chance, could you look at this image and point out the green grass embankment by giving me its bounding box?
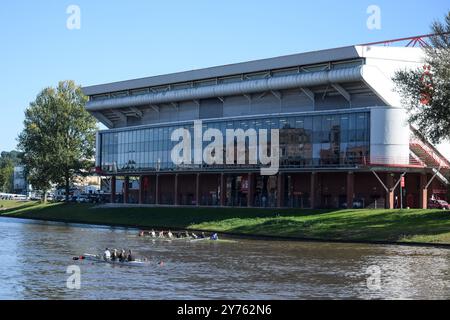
[1,200,450,244]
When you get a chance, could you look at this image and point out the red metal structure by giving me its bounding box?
[361,33,450,48]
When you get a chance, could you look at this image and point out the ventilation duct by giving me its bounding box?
[86,66,364,111]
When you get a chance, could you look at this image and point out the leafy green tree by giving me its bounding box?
[26,162,54,202]
[0,151,22,193]
[0,151,22,167]
[0,158,14,193]
[393,11,450,144]
[18,80,98,202]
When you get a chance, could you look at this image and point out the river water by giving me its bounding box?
[0,217,449,300]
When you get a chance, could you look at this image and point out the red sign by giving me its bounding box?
[400,177,405,188]
[95,166,104,175]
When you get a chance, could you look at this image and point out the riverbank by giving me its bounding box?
[1,200,450,245]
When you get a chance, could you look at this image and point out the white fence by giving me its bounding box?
[0,193,28,201]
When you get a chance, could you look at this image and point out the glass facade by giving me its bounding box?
[99,111,370,173]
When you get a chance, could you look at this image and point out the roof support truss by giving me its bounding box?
[256,92,266,100]
[332,83,351,102]
[270,90,282,101]
[300,87,315,103]
[150,105,160,113]
[91,112,113,128]
[129,107,143,118]
[243,94,252,102]
[110,109,127,122]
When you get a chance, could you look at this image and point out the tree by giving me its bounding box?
[393,11,450,144]
[0,151,22,166]
[0,151,22,193]
[25,160,53,202]
[0,159,14,193]
[18,80,98,202]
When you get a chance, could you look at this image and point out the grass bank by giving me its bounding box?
[1,200,450,245]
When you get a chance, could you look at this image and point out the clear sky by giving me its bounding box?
[1,0,449,154]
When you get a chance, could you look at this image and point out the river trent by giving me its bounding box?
[0,218,449,299]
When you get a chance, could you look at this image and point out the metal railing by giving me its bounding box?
[366,155,425,168]
[97,154,431,174]
[410,138,450,168]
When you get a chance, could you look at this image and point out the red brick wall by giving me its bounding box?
[159,175,175,205]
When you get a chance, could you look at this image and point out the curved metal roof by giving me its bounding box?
[82,46,361,96]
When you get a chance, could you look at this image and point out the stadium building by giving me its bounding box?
[83,45,449,209]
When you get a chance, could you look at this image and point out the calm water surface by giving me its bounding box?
[0,217,449,300]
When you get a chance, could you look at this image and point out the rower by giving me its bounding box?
[151,229,156,238]
[159,231,165,238]
[111,249,118,261]
[191,232,198,239]
[185,231,190,238]
[119,249,126,262]
[127,250,134,262]
[210,233,219,241]
[168,230,173,238]
[199,232,206,239]
[103,248,111,261]
[139,231,145,237]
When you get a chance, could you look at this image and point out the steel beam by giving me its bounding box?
[129,107,143,118]
[270,90,282,101]
[332,83,351,102]
[110,109,127,122]
[150,105,159,113]
[92,111,114,128]
[300,87,315,103]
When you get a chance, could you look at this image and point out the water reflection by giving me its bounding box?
[0,218,448,299]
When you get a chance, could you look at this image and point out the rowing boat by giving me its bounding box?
[76,254,149,267]
[132,235,236,243]
[188,238,237,243]
[130,235,194,241]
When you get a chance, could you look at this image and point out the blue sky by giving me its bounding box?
[0,0,449,152]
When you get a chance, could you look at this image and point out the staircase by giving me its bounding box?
[410,138,450,168]
[432,167,450,185]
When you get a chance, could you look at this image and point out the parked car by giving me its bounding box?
[76,195,89,203]
[57,196,67,202]
[428,199,450,210]
[87,195,100,204]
